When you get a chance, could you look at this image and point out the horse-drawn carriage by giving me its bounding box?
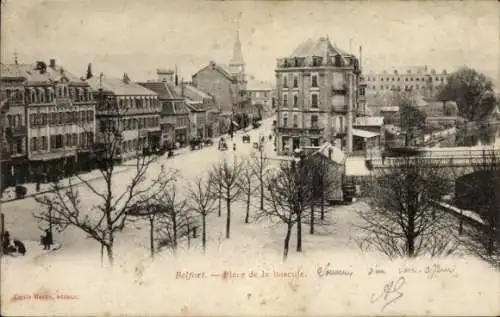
[190,138,203,150]
[218,137,228,151]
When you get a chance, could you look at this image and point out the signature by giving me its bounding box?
[370,276,406,311]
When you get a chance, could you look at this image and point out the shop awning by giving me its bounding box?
[352,129,380,139]
[30,151,76,162]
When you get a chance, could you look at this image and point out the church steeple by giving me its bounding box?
[229,14,245,80]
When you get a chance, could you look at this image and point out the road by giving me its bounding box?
[1,118,276,258]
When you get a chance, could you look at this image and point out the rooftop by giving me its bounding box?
[1,62,85,84]
[88,74,158,96]
[137,82,183,100]
[290,37,351,58]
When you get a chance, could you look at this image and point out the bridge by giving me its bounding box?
[365,147,500,170]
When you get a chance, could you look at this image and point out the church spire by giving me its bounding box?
[229,13,245,67]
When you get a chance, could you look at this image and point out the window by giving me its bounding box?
[41,136,47,150]
[312,74,318,87]
[360,87,365,96]
[311,94,318,108]
[65,134,72,147]
[293,94,298,107]
[16,139,23,153]
[283,94,288,107]
[72,133,78,146]
[50,135,56,149]
[293,76,298,88]
[293,114,298,128]
[283,76,288,88]
[311,115,318,129]
[30,137,37,151]
[283,115,288,127]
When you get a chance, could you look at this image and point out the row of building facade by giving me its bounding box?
[0,31,276,186]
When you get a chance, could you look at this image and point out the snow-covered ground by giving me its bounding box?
[2,118,499,316]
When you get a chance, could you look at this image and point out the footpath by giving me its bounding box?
[1,240,62,262]
[1,142,197,204]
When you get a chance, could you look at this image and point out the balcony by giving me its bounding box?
[276,126,303,134]
[55,98,72,107]
[307,126,324,135]
[5,126,27,137]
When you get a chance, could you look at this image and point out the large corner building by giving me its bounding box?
[275,37,367,155]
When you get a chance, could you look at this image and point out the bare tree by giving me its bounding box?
[154,180,192,255]
[358,156,457,259]
[209,176,223,217]
[186,175,217,254]
[261,161,313,261]
[34,91,164,266]
[455,148,500,266]
[302,152,341,233]
[125,168,179,259]
[249,146,270,210]
[209,157,243,239]
[238,159,256,224]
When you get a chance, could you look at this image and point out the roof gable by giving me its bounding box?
[194,62,235,82]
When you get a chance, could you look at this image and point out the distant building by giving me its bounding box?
[245,78,275,119]
[88,73,161,161]
[353,116,385,152]
[364,66,448,98]
[275,36,366,155]
[191,28,251,129]
[138,71,190,148]
[181,82,220,138]
[1,59,97,184]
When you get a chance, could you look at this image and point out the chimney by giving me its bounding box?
[123,73,130,84]
[49,59,56,68]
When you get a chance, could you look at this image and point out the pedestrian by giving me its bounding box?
[2,231,10,253]
[43,229,53,250]
[382,152,386,165]
[233,143,236,151]
[13,239,26,256]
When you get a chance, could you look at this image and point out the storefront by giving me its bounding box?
[29,151,77,183]
[175,127,188,147]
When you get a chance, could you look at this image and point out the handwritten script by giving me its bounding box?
[370,276,406,312]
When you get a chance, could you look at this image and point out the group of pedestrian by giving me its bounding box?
[2,231,27,256]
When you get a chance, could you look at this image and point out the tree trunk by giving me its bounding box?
[149,217,155,259]
[100,244,104,267]
[105,244,114,267]
[309,204,315,234]
[218,189,222,217]
[260,159,264,210]
[202,214,207,254]
[320,180,325,221]
[226,196,231,239]
[172,214,178,254]
[296,210,302,252]
[283,224,292,262]
[407,211,416,257]
[245,191,251,224]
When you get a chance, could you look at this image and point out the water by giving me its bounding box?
[433,122,500,149]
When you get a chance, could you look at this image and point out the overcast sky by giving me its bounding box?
[2,0,499,87]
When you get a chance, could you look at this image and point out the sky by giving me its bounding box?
[1,0,499,88]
